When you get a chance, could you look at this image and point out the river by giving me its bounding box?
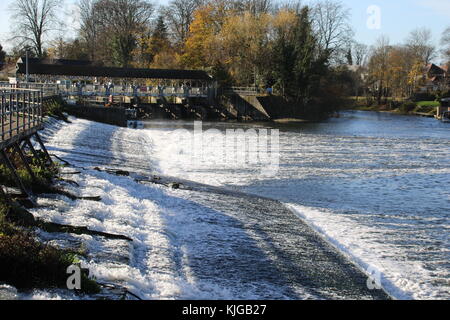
[143,111,450,300]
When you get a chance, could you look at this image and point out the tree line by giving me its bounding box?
[362,28,450,105]
[2,0,450,115]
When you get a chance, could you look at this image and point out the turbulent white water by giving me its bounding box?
[27,112,449,300]
[144,113,450,300]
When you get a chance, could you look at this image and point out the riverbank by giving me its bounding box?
[2,115,391,300]
[0,97,105,298]
[347,97,439,118]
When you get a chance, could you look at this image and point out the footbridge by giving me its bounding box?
[13,58,216,101]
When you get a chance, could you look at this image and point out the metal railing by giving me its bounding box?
[71,85,210,98]
[1,88,43,145]
[0,82,59,97]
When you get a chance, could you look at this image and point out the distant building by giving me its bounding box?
[421,64,449,93]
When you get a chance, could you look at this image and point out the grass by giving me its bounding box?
[416,101,440,107]
[0,99,102,296]
[347,97,440,116]
[0,148,60,190]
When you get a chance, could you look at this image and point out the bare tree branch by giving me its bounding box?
[311,0,354,62]
[405,27,436,65]
[162,0,203,46]
[9,0,60,57]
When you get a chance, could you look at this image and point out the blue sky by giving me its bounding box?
[1,0,449,61]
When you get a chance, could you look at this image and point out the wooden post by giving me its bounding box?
[34,132,54,166]
[23,138,45,168]
[0,149,30,197]
[14,142,37,183]
[0,183,11,205]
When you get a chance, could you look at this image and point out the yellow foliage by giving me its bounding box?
[151,50,183,69]
[182,5,225,69]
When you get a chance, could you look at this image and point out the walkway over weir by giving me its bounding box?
[13,58,216,101]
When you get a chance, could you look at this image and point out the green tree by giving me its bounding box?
[150,16,169,57]
[273,7,323,103]
[134,15,170,68]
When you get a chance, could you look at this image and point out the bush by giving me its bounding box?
[43,97,69,121]
[0,231,73,289]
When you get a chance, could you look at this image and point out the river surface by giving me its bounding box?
[143,111,450,300]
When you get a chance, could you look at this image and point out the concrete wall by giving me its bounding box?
[67,105,127,127]
[225,94,301,121]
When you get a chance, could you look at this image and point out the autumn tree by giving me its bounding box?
[9,0,60,57]
[367,36,392,105]
[241,0,272,15]
[407,60,425,96]
[181,4,227,70]
[47,38,90,60]
[386,46,412,98]
[220,11,271,85]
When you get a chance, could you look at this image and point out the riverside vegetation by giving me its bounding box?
[0,98,101,295]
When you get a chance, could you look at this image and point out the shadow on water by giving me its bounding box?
[41,117,391,299]
[170,184,390,300]
[41,119,312,299]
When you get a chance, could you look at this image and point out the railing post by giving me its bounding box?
[1,94,4,141]
[9,92,12,138]
[39,90,43,124]
[28,91,32,130]
[16,92,20,136]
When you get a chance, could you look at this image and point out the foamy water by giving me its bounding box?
[144,112,450,300]
[29,113,449,300]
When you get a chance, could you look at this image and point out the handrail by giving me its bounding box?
[1,82,211,98]
[1,90,43,145]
